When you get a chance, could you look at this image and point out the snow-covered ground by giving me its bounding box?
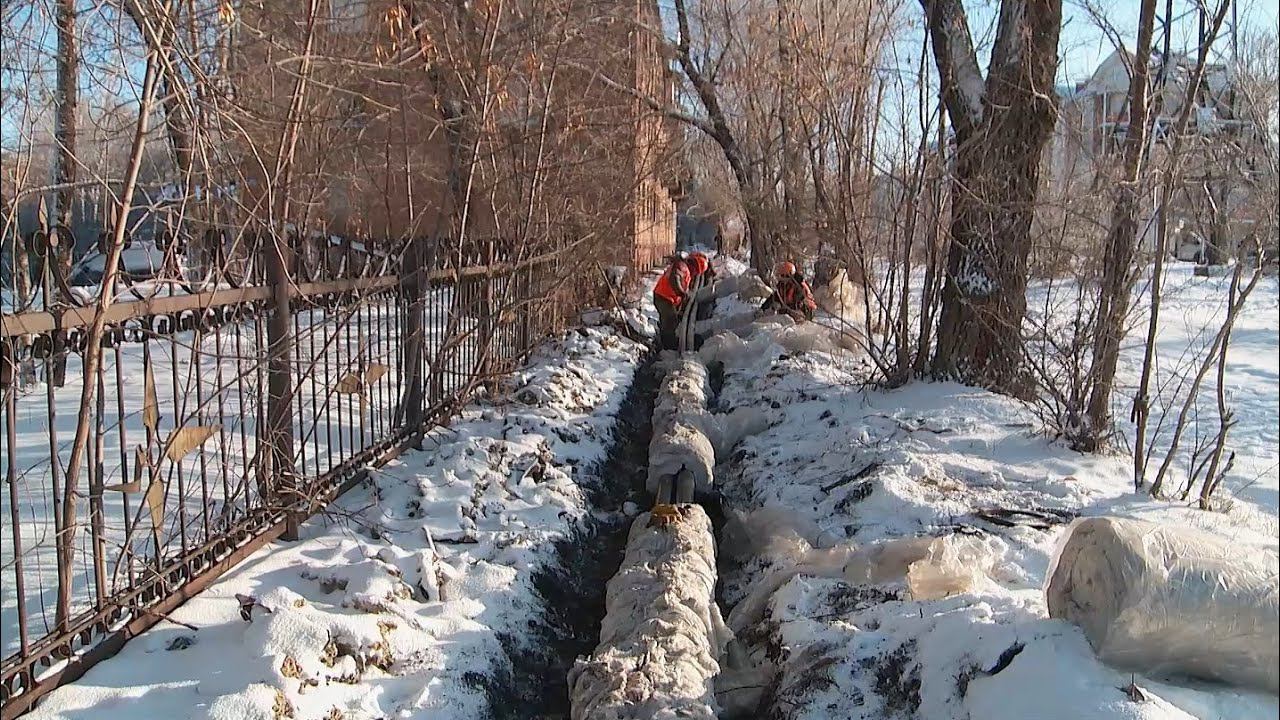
[17,310,648,719]
[1028,263,1280,516]
[8,255,1276,719]
[0,289,500,657]
[707,262,1278,719]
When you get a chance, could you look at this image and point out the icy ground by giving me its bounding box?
[709,263,1279,719]
[24,315,648,720]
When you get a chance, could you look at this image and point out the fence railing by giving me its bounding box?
[0,232,562,716]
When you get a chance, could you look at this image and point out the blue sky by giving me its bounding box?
[1054,0,1278,83]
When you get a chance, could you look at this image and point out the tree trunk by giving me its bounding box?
[670,0,772,277]
[923,0,1063,392]
[1079,0,1159,449]
[54,0,78,232]
[50,0,78,389]
[122,2,195,181]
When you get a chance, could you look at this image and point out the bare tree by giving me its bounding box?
[1076,0,1160,450]
[921,0,1063,392]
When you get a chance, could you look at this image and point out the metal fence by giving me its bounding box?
[0,230,565,716]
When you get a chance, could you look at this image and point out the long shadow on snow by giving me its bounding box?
[487,352,661,720]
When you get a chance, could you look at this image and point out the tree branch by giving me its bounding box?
[919,0,984,137]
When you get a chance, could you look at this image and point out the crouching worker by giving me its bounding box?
[653,253,694,351]
[761,261,816,322]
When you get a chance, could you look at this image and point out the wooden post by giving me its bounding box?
[263,232,298,539]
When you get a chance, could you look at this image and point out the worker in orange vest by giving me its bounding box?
[761,261,816,322]
[653,252,714,350]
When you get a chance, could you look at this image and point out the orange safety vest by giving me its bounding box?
[654,260,692,306]
[778,277,816,312]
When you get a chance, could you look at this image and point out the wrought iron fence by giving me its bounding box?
[0,230,562,716]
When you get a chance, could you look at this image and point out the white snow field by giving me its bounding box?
[709,262,1278,719]
[19,313,648,720]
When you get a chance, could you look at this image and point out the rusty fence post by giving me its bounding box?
[401,236,426,440]
[478,238,496,381]
[263,231,299,540]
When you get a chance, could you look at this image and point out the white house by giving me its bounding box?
[1044,47,1271,262]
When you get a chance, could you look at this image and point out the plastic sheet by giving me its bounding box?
[648,354,768,501]
[813,268,864,320]
[648,422,716,497]
[1045,517,1280,693]
[905,534,996,600]
[568,505,727,720]
[842,536,935,585]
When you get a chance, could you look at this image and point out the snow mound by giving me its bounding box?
[27,323,649,720]
[711,342,1278,719]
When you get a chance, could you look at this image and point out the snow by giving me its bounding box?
[0,293,492,656]
[709,263,1278,718]
[9,255,1276,718]
[20,310,650,720]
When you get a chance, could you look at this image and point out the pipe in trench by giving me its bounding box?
[569,344,767,717]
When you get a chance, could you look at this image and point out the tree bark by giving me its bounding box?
[1079,0,1159,450]
[923,0,1063,392]
[54,0,78,233]
[121,1,195,180]
[50,0,78,388]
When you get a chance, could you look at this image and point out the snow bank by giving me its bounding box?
[1046,516,1280,693]
[26,322,649,720]
[568,505,727,720]
[708,315,1278,718]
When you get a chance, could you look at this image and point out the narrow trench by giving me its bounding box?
[490,353,749,719]
[490,352,662,720]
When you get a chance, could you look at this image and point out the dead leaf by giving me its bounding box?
[143,363,159,433]
[164,424,221,462]
[335,371,363,394]
[105,446,148,492]
[335,364,388,395]
[363,363,388,385]
[145,478,165,529]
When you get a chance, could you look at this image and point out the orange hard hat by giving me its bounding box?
[776,261,797,278]
[689,251,710,275]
